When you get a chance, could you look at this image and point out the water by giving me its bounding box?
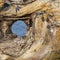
[11,20,27,37]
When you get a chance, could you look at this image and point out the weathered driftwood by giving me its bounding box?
[0,0,50,16]
[17,0,50,16]
[0,0,4,8]
[5,0,36,5]
[15,21,52,60]
[0,17,31,20]
[15,1,60,59]
[0,54,13,60]
[0,0,60,60]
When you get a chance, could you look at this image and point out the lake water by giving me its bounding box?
[11,20,27,37]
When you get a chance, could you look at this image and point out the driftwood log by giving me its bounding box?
[0,0,4,7]
[0,0,50,16]
[0,0,60,60]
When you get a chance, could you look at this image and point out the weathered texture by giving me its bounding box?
[0,0,50,16]
[0,54,14,60]
[0,0,4,8]
[0,0,60,60]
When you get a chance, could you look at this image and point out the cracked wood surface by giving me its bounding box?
[0,0,60,60]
